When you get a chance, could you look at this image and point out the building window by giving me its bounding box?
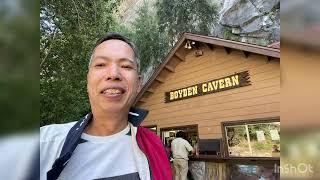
[160,125,198,148]
[222,118,280,157]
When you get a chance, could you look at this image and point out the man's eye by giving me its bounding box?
[122,65,133,69]
[94,63,105,67]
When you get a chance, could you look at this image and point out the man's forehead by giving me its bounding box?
[95,40,134,53]
[93,40,135,61]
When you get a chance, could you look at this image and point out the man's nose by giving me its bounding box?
[105,65,122,81]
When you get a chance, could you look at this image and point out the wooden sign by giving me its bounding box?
[165,71,251,103]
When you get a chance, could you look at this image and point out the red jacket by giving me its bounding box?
[136,127,172,180]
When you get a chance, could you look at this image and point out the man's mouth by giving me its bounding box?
[100,87,126,95]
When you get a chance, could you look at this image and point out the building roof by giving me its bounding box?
[267,42,280,49]
[134,32,280,105]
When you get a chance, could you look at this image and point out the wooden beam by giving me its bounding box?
[165,65,175,72]
[224,47,231,54]
[267,56,272,63]
[242,50,250,58]
[174,52,185,61]
[156,76,165,83]
[206,43,215,51]
[184,33,280,58]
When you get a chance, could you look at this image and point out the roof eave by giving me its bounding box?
[134,32,280,105]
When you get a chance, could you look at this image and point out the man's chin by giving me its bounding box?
[100,104,129,113]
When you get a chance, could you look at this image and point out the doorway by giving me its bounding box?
[160,125,198,147]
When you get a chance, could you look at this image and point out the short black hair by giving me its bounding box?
[89,32,140,72]
[176,131,186,139]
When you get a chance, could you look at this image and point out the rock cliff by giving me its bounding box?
[215,0,280,45]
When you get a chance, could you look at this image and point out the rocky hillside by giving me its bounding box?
[215,0,280,45]
[117,0,279,46]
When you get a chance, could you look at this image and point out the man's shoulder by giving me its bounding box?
[173,137,183,142]
[174,138,189,144]
[171,138,179,143]
[182,138,192,146]
[40,121,77,142]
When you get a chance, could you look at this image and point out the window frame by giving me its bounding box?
[143,125,158,134]
[221,117,280,160]
[160,124,199,146]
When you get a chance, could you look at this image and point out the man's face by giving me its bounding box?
[87,39,140,113]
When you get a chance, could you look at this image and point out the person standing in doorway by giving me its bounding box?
[171,131,195,180]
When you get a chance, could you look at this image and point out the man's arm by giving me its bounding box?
[190,148,195,154]
[184,140,195,154]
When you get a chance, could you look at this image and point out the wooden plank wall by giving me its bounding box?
[138,45,280,139]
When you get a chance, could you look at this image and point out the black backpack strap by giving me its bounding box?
[128,107,149,127]
[47,113,92,180]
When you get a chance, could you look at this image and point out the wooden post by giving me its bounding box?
[245,124,253,156]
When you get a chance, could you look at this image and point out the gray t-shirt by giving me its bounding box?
[40,122,150,180]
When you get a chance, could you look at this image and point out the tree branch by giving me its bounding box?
[40,30,57,68]
[71,0,81,30]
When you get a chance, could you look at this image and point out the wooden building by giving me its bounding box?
[135,33,280,179]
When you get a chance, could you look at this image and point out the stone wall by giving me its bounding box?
[215,0,280,46]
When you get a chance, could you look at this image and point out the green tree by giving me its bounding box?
[132,1,169,73]
[111,0,219,74]
[111,0,170,74]
[156,0,219,45]
[40,0,120,125]
[0,0,39,134]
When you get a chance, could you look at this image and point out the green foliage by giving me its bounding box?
[40,0,120,126]
[253,140,273,150]
[223,28,233,39]
[156,0,219,44]
[227,126,247,147]
[227,123,280,148]
[0,0,39,134]
[114,0,219,73]
[110,1,170,74]
[110,23,135,39]
[132,1,170,73]
[248,123,280,141]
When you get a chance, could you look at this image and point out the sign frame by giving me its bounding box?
[164,71,251,103]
